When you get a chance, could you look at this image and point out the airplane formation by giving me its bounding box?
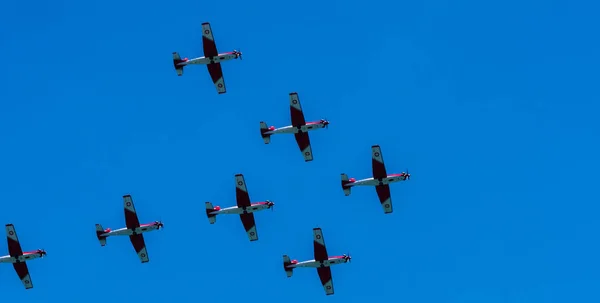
[2,22,411,296]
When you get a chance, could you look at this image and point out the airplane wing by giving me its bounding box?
[201,22,219,58]
[371,145,388,179]
[289,92,306,126]
[13,263,33,289]
[6,224,33,289]
[207,63,226,94]
[123,195,141,230]
[235,174,251,208]
[313,228,333,295]
[6,224,23,256]
[235,174,258,241]
[313,228,328,261]
[240,213,258,241]
[294,133,313,162]
[129,234,150,263]
[202,22,226,94]
[376,185,393,214]
[317,266,334,295]
[290,93,313,161]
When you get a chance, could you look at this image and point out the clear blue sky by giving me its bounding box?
[1,0,599,302]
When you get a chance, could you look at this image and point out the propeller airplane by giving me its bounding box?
[205,174,274,241]
[173,22,242,94]
[260,92,329,162]
[95,195,163,263]
[0,224,46,289]
[341,145,411,214]
[282,228,350,295]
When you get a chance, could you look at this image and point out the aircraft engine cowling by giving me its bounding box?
[268,126,275,131]
[214,206,221,211]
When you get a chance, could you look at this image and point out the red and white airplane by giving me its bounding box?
[205,174,274,242]
[282,228,350,296]
[172,22,242,94]
[260,92,329,162]
[0,224,46,289]
[341,145,411,214]
[95,195,163,263]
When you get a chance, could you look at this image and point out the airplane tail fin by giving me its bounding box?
[282,255,294,278]
[205,202,217,224]
[95,224,107,246]
[341,173,352,196]
[172,52,184,76]
[259,121,271,144]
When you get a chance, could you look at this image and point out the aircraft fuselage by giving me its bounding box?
[0,252,43,264]
[209,202,271,215]
[179,52,239,66]
[349,175,407,187]
[99,223,160,237]
[287,257,347,269]
[265,122,326,135]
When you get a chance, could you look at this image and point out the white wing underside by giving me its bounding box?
[138,246,149,263]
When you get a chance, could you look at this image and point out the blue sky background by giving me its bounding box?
[1,0,599,302]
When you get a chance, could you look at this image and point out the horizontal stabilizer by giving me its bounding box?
[172,52,184,76]
[282,255,294,277]
[340,173,351,196]
[259,121,271,144]
[205,202,217,224]
[95,224,107,246]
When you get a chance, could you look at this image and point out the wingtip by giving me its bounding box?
[202,22,210,25]
[5,223,13,227]
[371,144,381,148]
[123,194,132,198]
[235,173,244,177]
[289,92,298,96]
[313,227,322,231]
